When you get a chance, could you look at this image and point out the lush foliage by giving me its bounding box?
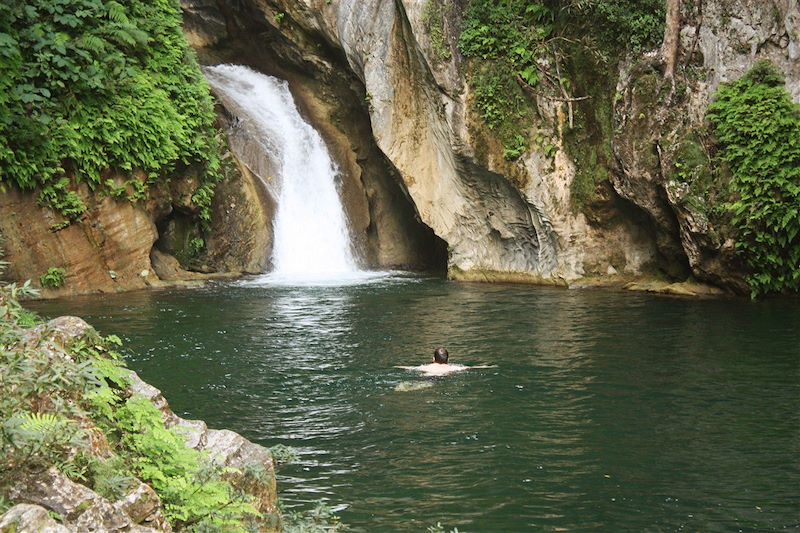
[0,294,264,530]
[458,0,549,159]
[582,0,665,55]
[110,397,259,529]
[707,61,800,297]
[0,0,224,224]
[39,267,66,289]
[458,0,665,160]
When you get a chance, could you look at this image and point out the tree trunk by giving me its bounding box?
[663,0,681,79]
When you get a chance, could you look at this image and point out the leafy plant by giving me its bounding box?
[0,0,225,224]
[0,289,264,531]
[707,61,800,297]
[188,237,205,258]
[84,454,136,500]
[39,267,66,289]
[283,501,347,533]
[109,397,259,530]
[269,444,300,465]
[0,495,12,515]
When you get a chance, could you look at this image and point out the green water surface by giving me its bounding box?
[30,277,800,532]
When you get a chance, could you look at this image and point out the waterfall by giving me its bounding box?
[204,64,362,283]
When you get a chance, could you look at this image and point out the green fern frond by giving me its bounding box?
[105,1,128,24]
[20,412,66,433]
[125,26,150,47]
[79,33,108,54]
[102,24,149,49]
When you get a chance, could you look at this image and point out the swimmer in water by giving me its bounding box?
[396,347,496,377]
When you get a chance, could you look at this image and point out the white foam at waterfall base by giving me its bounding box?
[204,64,384,285]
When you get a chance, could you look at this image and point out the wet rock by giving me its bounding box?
[0,504,70,533]
[624,280,727,297]
[148,249,205,283]
[201,429,278,514]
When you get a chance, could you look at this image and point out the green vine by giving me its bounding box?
[707,61,800,297]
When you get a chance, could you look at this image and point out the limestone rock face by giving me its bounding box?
[183,0,448,272]
[697,0,799,100]
[7,469,99,523]
[180,0,798,289]
[0,186,157,296]
[204,150,274,274]
[612,0,798,293]
[180,0,658,283]
[5,469,164,533]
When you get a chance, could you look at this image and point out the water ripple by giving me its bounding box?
[28,279,800,532]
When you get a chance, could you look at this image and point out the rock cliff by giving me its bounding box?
[181,0,799,292]
[613,0,799,293]
[0,166,271,297]
[3,0,796,295]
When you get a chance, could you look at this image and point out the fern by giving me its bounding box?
[19,412,66,433]
[0,0,224,225]
[79,33,108,54]
[113,397,260,530]
[708,60,800,297]
[105,1,129,24]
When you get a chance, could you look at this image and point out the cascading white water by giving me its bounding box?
[204,64,361,283]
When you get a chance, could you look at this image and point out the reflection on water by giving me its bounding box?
[29,280,800,532]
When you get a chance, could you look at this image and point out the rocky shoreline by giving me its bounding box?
[0,312,279,533]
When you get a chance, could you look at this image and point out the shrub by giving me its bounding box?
[39,267,66,289]
[110,397,259,530]
[0,0,224,224]
[707,61,800,297]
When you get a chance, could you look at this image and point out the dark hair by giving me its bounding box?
[433,347,449,364]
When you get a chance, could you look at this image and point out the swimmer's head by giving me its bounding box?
[433,347,449,364]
